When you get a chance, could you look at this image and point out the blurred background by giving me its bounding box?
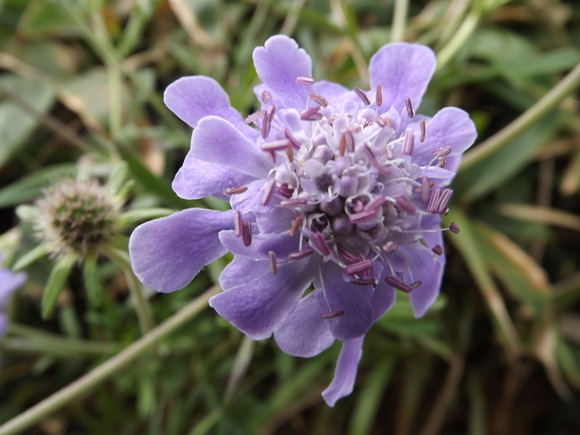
[1,0,580,434]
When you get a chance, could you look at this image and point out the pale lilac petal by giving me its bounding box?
[0,269,26,303]
[370,275,397,322]
[312,80,350,102]
[129,209,234,293]
[219,256,264,292]
[209,258,316,340]
[316,263,374,341]
[369,43,436,113]
[218,230,299,260]
[191,116,273,178]
[274,289,335,357]
[0,314,6,337]
[322,337,364,407]
[253,35,313,110]
[172,156,255,200]
[164,76,259,140]
[412,107,477,165]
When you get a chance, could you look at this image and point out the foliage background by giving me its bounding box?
[1,0,580,434]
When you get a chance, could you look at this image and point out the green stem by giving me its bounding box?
[460,62,580,171]
[103,247,154,334]
[0,285,219,435]
[436,9,480,71]
[390,0,409,43]
[5,324,120,356]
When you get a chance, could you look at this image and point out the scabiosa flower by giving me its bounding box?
[0,256,26,336]
[129,35,477,406]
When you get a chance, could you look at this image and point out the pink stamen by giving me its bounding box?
[433,147,452,157]
[352,277,375,286]
[242,220,252,246]
[382,241,398,253]
[375,116,386,127]
[354,88,370,105]
[336,243,358,263]
[437,189,453,214]
[349,209,377,223]
[439,157,447,168]
[286,144,294,162]
[345,259,373,275]
[234,211,242,237]
[427,187,442,213]
[224,186,248,195]
[280,198,307,207]
[421,177,430,202]
[279,183,294,198]
[260,139,291,152]
[261,106,275,138]
[269,250,278,275]
[410,281,422,289]
[300,106,322,121]
[289,247,313,260]
[396,196,416,214]
[405,98,414,118]
[321,310,345,319]
[309,94,329,107]
[449,222,460,234]
[432,245,443,255]
[311,232,331,257]
[262,178,276,205]
[289,215,304,237]
[376,83,383,106]
[365,196,386,211]
[284,129,301,149]
[245,110,265,124]
[296,75,315,84]
[262,90,272,104]
[385,276,412,293]
[403,131,415,155]
[420,119,426,142]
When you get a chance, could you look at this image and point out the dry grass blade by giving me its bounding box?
[497,203,580,232]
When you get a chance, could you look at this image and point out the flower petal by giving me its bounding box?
[191,116,273,178]
[274,289,335,357]
[0,269,26,302]
[209,257,316,340]
[172,155,255,200]
[219,256,264,292]
[369,43,436,113]
[164,76,259,140]
[412,107,477,165]
[129,209,234,293]
[316,262,374,341]
[312,80,350,102]
[218,230,299,260]
[370,275,397,322]
[253,35,313,110]
[322,337,364,407]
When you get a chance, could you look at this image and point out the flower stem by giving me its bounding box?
[436,9,480,71]
[103,247,154,334]
[460,62,580,171]
[0,285,219,435]
[391,0,409,43]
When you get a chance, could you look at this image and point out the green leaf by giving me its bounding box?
[41,253,76,319]
[83,252,102,307]
[13,243,51,271]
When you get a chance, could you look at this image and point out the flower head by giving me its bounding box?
[129,35,476,406]
[0,256,26,336]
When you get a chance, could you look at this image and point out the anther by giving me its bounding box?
[242,220,252,246]
[421,176,430,202]
[432,245,443,255]
[311,232,331,257]
[385,276,413,293]
[349,209,377,223]
[261,105,275,138]
[289,247,314,260]
[376,84,383,106]
[309,94,329,107]
[439,157,447,168]
[300,106,322,121]
[289,215,304,237]
[262,90,272,104]
[449,222,460,234]
[321,310,345,319]
[234,211,242,237]
[279,183,294,198]
[269,250,278,275]
[405,98,414,118]
[382,241,398,253]
[403,131,415,155]
[351,278,375,286]
[339,135,347,156]
[345,259,373,275]
[396,196,416,214]
[224,186,248,195]
[436,189,453,214]
[245,110,265,124]
[433,147,452,157]
[410,281,422,290]
[262,178,276,205]
[365,196,386,212]
[420,119,426,142]
[286,144,294,162]
[384,117,393,128]
[259,139,291,152]
[280,198,307,207]
[427,187,442,213]
[354,88,370,106]
[284,129,301,149]
[336,243,358,263]
[296,75,315,84]
[375,116,386,127]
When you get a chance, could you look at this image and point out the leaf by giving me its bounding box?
[41,253,76,319]
[0,75,55,166]
[83,252,102,307]
[497,203,580,232]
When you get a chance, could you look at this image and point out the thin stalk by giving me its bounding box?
[461,62,580,171]
[107,61,123,139]
[103,247,154,334]
[391,0,409,43]
[0,285,219,435]
[5,324,120,356]
[436,9,480,71]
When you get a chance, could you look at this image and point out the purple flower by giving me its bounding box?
[129,35,477,406]
[1,258,26,336]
